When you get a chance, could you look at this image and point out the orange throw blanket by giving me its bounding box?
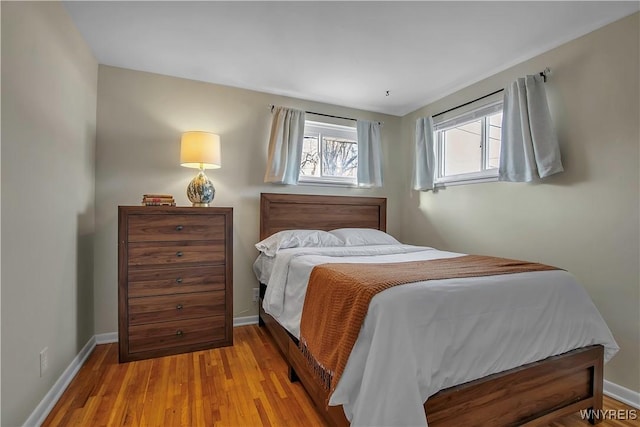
[299,254,559,398]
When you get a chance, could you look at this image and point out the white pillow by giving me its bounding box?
[329,228,400,246]
[255,229,344,256]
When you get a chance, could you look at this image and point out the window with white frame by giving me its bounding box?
[434,102,503,186]
[299,120,358,185]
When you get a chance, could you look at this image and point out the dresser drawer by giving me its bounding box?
[128,265,225,297]
[128,214,225,242]
[128,241,225,266]
[129,291,225,325]
[128,315,226,354]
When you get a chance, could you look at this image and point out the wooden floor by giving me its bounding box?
[44,325,637,427]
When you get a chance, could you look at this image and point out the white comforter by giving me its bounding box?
[261,245,619,427]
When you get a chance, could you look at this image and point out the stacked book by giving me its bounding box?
[142,194,176,206]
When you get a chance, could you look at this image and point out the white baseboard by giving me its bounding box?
[233,315,259,327]
[23,336,96,427]
[604,379,640,409]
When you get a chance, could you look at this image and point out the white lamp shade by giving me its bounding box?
[180,131,221,169]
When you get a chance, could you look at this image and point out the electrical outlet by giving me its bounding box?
[252,287,260,302]
[40,347,48,377]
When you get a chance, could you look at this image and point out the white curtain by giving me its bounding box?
[499,74,563,182]
[264,106,306,184]
[412,116,436,191]
[356,120,383,187]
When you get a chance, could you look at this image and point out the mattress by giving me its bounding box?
[258,245,619,426]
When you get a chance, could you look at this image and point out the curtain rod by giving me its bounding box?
[432,67,551,119]
[269,105,382,126]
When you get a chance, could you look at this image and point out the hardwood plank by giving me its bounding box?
[42,326,637,427]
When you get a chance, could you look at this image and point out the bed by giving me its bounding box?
[256,192,617,426]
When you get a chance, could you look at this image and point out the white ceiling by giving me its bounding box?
[64,1,639,116]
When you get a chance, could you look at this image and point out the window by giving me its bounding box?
[435,102,503,186]
[299,121,358,185]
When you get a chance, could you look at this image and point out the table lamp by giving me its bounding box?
[180,131,221,207]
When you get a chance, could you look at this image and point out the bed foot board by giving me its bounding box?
[426,345,604,427]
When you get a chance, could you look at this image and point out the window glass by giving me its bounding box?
[487,112,502,169]
[443,120,482,176]
[300,121,358,185]
[434,102,503,186]
[321,137,357,178]
[300,136,320,177]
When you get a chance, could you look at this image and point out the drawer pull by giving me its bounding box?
[176,330,183,336]
[176,304,183,310]
[175,225,184,231]
[175,277,183,284]
[176,251,183,257]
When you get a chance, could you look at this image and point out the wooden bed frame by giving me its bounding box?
[257,192,603,426]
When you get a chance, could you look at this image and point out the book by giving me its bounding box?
[143,197,174,203]
[142,202,176,206]
[143,194,173,199]
[142,193,175,206]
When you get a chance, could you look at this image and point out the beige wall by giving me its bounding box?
[1,2,98,425]
[400,13,639,393]
[94,65,402,334]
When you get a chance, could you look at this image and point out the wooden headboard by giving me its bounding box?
[260,193,387,240]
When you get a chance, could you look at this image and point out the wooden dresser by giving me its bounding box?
[118,206,233,362]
